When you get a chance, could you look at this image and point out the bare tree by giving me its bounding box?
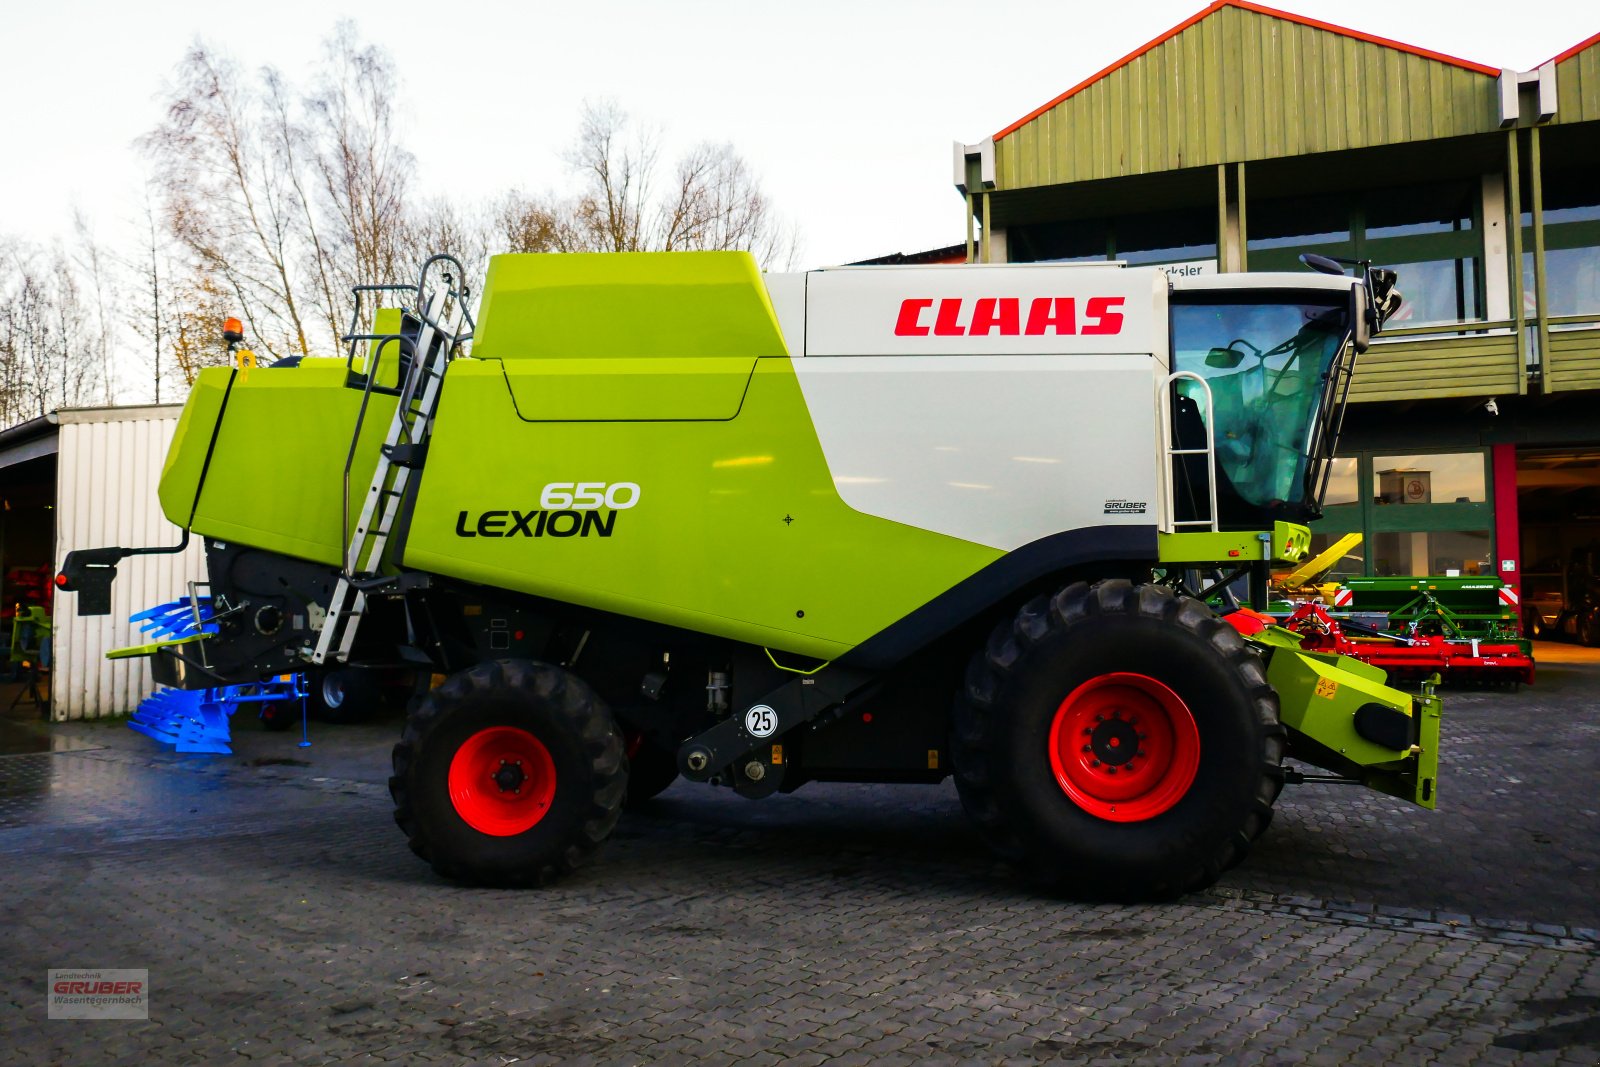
[0,243,104,423]
[526,101,799,268]
[127,194,172,403]
[143,43,315,360]
[304,24,414,313]
[71,208,118,404]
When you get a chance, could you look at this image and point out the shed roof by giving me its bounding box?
[1551,30,1600,125]
[989,0,1522,191]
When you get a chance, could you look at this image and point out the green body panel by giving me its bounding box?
[472,252,788,361]
[157,371,232,526]
[107,633,208,660]
[158,363,399,566]
[1157,521,1311,566]
[502,357,756,421]
[1263,640,1437,809]
[402,357,1003,659]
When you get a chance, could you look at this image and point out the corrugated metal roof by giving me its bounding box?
[992,0,1505,191]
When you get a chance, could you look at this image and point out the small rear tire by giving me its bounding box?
[1580,610,1600,648]
[309,667,387,723]
[624,737,681,807]
[952,579,1284,901]
[258,700,299,732]
[390,660,626,886]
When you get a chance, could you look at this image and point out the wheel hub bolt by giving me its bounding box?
[686,750,710,773]
[744,761,766,782]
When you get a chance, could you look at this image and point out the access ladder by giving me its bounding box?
[312,255,474,666]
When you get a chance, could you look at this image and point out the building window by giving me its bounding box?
[1322,456,1360,506]
[1372,453,1487,504]
[1011,207,1216,267]
[1370,529,1492,577]
[1307,449,1493,579]
[1306,531,1365,582]
[1247,181,1483,327]
[1521,167,1600,319]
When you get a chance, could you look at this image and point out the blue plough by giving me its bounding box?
[126,598,306,755]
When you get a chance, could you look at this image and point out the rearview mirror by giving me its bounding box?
[1205,347,1245,369]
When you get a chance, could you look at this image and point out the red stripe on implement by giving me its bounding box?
[994,0,1499,142]
[1499,587,1519,605]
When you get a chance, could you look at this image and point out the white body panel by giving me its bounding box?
[798,265,1164,357]
[792,355,1163,551]
[52,406,207,720]
[762,263,1179,550]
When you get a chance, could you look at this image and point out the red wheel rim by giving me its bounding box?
[448,726,558,836]
[1047,672,1200,823]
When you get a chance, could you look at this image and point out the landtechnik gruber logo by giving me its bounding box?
[48,968,149,1020]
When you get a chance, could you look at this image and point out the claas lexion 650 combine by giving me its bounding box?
[60,249,1438,900]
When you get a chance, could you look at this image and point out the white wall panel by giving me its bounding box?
[52,406,206,720]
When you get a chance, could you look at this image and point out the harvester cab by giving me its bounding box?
[58,250,1440,900]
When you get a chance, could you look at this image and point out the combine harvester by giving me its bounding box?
[56,249,1449,900]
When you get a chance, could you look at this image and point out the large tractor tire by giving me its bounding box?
[952,579,1284,901]
[1579,609,1600,648]
[390,660,626,887]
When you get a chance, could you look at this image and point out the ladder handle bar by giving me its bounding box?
[1164,370,1220,534]
[341,333,409,577]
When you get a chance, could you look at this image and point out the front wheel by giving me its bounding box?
[389,660,626,886]
[952,579,1284,901]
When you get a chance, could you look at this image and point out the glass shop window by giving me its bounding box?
[1372,453,1487,505]
[1370,530,1492,577]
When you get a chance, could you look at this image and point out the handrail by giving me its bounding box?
[1374,319,1515,340]
[1164,371,1219,534]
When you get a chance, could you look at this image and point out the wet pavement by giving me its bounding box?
[0,653,1597,1065]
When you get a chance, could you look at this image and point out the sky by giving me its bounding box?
[1,0,1594,274]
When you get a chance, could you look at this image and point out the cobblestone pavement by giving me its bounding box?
[1,652,1597,1065]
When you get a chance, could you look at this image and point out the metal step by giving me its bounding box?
[312,256,474,667]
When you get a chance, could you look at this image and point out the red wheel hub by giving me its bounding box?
[448,726,557,836]
[1047,672,1200,822]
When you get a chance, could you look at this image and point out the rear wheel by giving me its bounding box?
[624,734,681,807]
[1580,610,1600,647]
[309,667,387,723]
[390,660,626,886]
[952,579,1284,901]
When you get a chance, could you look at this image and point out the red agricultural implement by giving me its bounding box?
[1231,602,1534,687]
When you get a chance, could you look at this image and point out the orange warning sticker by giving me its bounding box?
[927,749,940,769]
[1314,677,1339,700]
[771,745,783,766]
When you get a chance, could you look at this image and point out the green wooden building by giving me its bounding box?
[954,0,1600,619]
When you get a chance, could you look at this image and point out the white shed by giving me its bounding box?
[0,405,207,720]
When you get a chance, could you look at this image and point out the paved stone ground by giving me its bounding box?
[1,647,1597,1065]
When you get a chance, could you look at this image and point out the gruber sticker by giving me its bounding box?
[1103,499,1148,515]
